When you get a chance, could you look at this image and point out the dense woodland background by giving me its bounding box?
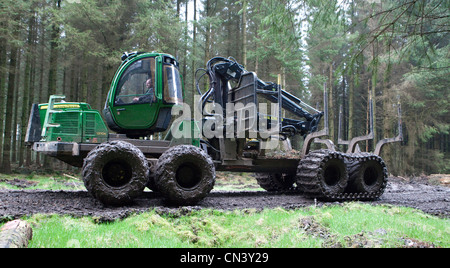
[0,0,448,175]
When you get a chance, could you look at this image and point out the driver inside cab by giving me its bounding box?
[133,77,156,104]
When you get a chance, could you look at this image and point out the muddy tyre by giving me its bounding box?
[155,145,215,205]
[297,150,348,198]
[347,155,387,195]
[82,141,149,206]
[255,173,295,191]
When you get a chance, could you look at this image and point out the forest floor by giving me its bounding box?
[0,173,449,222]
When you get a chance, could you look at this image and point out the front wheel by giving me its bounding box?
[296,150,348,198]
[82,141,149,206]
[155,145,215,205]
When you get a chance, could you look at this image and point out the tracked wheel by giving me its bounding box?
[82,141,149,206]
[255,173,296,191]
[296,150,348,199]
[347,154,388,200]
[155,145,215,205]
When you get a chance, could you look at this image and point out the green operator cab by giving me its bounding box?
[27,52,184,146]
[103,52,184,138]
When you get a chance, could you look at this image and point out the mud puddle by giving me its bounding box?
[0,177,449,222]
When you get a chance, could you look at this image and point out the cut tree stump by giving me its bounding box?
[0,220,33,248]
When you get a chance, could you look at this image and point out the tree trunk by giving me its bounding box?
[205,0,211,64]
[192,0,197,106]
[366,79,371,152]
[0,21,7,169]
[204,0,211,91]
[242,0,247,66]
[0,220,33,248]
[48,24,59,97]
[11,46,22,165]
[329,63,334,143]
[1,46,18,174]
[19,17,35,167]
[371,71,377,148]
[27,11,38,167]
[183,0,189,106]
[348,75,354,140]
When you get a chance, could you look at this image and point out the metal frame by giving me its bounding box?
[337,95,403,156]
[345,96,374,154]
[374,101,403,156]
[301,84,334,157]
[41,95,66,141]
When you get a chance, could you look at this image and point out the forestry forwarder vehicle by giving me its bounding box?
[25,51,403,206]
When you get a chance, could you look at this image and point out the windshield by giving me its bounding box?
[163,64,183,104]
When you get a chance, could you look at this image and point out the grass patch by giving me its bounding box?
[0,172,260,192]
[26,204,449,248]
[0,173,84,191]
[214,172,263,192]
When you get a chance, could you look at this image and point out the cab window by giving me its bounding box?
[115,57,156,105]
[163,64,183,104]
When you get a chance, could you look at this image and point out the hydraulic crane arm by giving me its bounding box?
[198,57,324,138]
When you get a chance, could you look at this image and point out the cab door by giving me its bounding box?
[110,57,159,130]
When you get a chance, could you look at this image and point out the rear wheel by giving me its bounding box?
[82,141,149,206]
[255,173,295,191]
[155,145,215,205]
[347,155,387,195]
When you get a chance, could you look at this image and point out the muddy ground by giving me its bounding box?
[0,176,449,222]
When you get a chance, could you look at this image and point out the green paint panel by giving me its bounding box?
[39,101,108,144]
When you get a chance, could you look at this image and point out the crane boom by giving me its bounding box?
[198,57,324,138]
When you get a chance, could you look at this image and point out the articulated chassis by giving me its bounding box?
[32,135,300,174]
[33,86,402,186]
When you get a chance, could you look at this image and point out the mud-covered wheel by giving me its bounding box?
[348,156,387,195]
[297,150,348,198]
[317,155,348,195]
[255,173,295,191]
[82,141,149,206]
[155,145,215,205]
